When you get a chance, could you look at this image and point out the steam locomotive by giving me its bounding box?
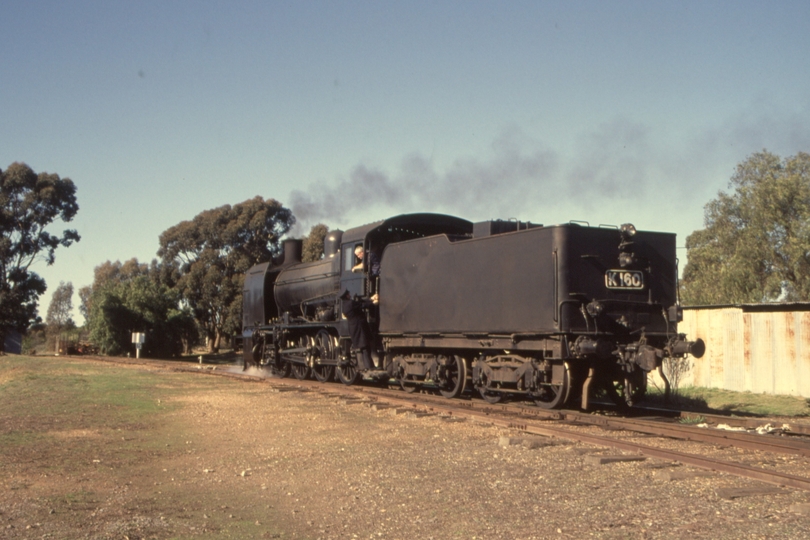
[242,213,704,409]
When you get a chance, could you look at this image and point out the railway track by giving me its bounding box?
[84,355,810,492]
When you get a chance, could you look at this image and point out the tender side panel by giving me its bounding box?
[379,228,556,334]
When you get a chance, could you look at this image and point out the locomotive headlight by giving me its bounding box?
[619,252,635,268]
[619,224,637,252]
[586,300,604,316]
[620,223,637,238]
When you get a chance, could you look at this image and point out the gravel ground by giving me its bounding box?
[170,379,810,539]
[3,361,810,539]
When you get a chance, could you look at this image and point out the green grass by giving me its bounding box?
[645,385,810,417]
[678,414,707,424]
[0,356,189,495]
[0,356,187,457]
[1,357,173,421]
[0,430,47,446]
[0,354,289,539]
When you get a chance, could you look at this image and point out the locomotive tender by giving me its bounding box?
[242,213,704,409]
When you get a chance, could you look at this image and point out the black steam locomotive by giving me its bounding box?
[242,213,704,409]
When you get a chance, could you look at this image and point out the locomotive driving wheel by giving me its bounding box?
[290,336,312,380]
[291,362,311,380]
[336,361,359,385]
[531,362,571,410]
[437,355,467,399]
[311,329,336,383]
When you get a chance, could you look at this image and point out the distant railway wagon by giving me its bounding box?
[242,213,703,409]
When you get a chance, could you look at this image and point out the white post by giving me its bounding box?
[131,332,145,359]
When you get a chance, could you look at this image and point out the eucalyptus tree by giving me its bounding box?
[84,258,195,356]
[158,197,294,352]
[0,162,79,349]
[681,150,810,305]
[46,281,75,330]
[302,223,329,262]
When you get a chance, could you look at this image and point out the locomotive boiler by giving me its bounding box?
[242,213,704,409]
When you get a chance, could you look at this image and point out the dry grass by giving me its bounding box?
[646,384,810,417]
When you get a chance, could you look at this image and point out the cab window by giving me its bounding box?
[344,243,363,272]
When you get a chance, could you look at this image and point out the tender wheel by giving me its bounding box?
[605,369,648,408]
[478,387,502,404]
[476,369,502,404]
[312,330,336,383]
[531,362,571,409]
[400,375,419,393]
[438,355,467,399]
[392,358,418,393]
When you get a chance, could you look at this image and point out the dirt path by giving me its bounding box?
[2,355,810,539]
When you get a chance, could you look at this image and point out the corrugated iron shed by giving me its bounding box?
[678,303,810,397]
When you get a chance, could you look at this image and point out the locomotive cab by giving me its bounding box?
[338,213,473,299]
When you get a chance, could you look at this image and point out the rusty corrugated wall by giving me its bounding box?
[676,307,810,397]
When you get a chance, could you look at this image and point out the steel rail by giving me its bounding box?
[89,356,810,456]
[348,384,810,459]
[121,357,810,459]
[348,390,810,492]
[82,356,810,491]
[623,404,810,437]
[573,415,810,457]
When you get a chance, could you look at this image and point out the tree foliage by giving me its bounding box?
[0,162,79,347]
[45,280,76,357]
[85,259,197,357]
[302,223,329,262]
[158,197,294,351]
[681,150,810,305]
[79,258,149,317]
[46,281,75,330]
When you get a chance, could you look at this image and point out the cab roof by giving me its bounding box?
[339,213,473,245]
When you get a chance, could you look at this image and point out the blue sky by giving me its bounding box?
[2,1,810,323]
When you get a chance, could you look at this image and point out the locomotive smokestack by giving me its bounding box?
[282,239,303,266]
